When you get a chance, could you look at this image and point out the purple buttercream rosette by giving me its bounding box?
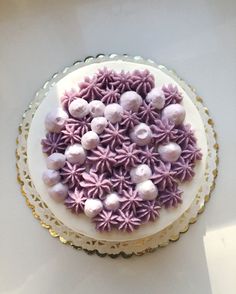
[41,67,202,233]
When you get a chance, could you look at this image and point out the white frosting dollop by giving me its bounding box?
[91,117,108,134]
[81,131,100,150]
[48,183,68,202]
[130,123,152,146]
[68,98,89,118]
[46,153,66,170]
[130,164,152,184]
[45,108,68,133]
[158,142,182,162]
[162,104,186,126]
[65,144,87,164]
[136,180,158,200]
[88,100,105,117]
[146,87,165,110]
[120,91,142,112]
[104,103,123,123]
[104,193,120,211]
[42,169,61,186]
[84,199,103,218]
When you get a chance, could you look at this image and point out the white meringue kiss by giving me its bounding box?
[136,180,158,200]
[91,117,108,134]
[158,142,181,162]
[65,144,87,164]
[130,164,152,184]
[162,104,186,126]
[48,183,68,202]
[68,98,89,119]
[84,199,103,218]
[120,91,142,112]
[42,169,61,186]
[130,123,152,146]
[146,87,165,110]
[88,100,105,117]
[81,131,100,150]
[45,108,68,133]
[46,153,66,170]
[104,193,120,211]
[104,103,123,123]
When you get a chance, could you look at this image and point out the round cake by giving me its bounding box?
[27,58,207,242]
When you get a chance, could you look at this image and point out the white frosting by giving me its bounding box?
[65,144,86,164]
[91,117,108,134]
[46,153,66,170]
[68,98,89,118]
[104,193,120,211]
[158,142,182,162]
[136,180,158,200]
[84,199,103,218]
[130,123,152,146]
[27,60,207,242]
[146,87,165,109]
[42,169,61,186]
[120,91,142,112]
[162,104,186,126]
[88,100,105,117]
[45,108,68,133]
[104,103,123,123]
[130,164,152,184]
[81,131,100,150]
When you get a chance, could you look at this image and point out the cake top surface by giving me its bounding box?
[27,59,207,242]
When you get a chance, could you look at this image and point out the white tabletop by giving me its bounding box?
[0,1,235,294]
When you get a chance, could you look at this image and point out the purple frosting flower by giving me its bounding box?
[78,76,103,100]
[137,200,161,222]
[100,123,129,150]
[151,119,178,144]
[93,210,118,232]
[131,69,155,97]
[115,143,141,169]
[96,67,115,88]
[152,162,177,191]
[111,70,133,93]
[101,86,120,105]
[64,187,87,213]
[87,146,117,174]
[140,146,160,170]
[111,168,133,194]
[120,189,143,213]
[80,172,112,200]
[162,84,183,106]
[61,124,81,145]
[41,133,66,155]
[117,210,141,232]
[158,185,182,208]
[181,144,202,163]
[138,101,160,124]
[60,89,79,111]
[120,110,139,130]
[172,157,195,182]
[60,161,85,188]
[176,124,197,148]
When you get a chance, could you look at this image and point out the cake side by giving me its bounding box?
[27,60,207,242]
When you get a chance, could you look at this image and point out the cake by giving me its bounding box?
[27,58,207,243]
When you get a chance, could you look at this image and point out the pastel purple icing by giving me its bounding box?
[41,66,203,233]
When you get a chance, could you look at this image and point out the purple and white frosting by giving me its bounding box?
[41,67,202,233]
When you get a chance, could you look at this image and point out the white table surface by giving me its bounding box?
[0,1,236,293]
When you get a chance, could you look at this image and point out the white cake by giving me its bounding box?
[27,60,207,242]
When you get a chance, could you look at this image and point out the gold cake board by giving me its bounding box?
[16,54,218,257]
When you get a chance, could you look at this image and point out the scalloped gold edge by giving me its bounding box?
[16,54,219,258]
